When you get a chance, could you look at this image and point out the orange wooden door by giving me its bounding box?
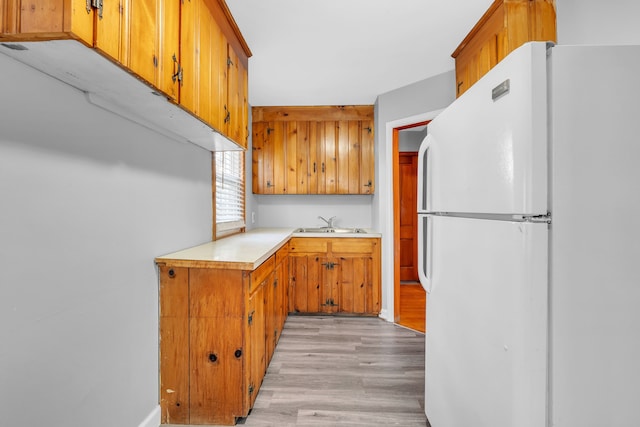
[399,152,419,282]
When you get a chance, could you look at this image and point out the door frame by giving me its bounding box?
[381,108,444,322]
[392,121,430,322]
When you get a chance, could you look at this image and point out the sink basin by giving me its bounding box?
[295,227,367,234]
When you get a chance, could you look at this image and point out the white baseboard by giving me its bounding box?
[379,308,391,322]
[138,405,161,427]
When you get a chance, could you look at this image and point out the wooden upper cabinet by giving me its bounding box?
[178,0,250,147]
[0,0,93,45]
[452,0,556,97]
[252,106,375,195]
[1,0,250,149]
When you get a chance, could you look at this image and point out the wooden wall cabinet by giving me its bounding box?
[252,106,374,194]
[158,247,287,425]
[288,237,381,315]
[179,0,249,148]
[0,0,250,148]
[452,0,556,97]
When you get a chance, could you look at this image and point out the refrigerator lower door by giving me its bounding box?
[425,215,548,427]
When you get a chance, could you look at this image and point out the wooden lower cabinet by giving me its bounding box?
[289,237,381,315]
[158,245,288,425]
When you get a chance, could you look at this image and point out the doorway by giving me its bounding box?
[393,122,428,333]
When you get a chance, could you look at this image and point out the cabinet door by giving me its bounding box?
[197,7,213,124]
[308,121,322,194]
[252,121,270,194]
[321,121,338,194]
[284,121,299,193]
[263,272,277,365]
[210,26,228,131]
[159,265,190,424]
[157,0,180,101]
[271,122,287,194]
[189,268,245,425]
[293,121,310,193]
[275,252,289,340]
[127,0,158,85]
[320,257,339,313]
[237,57,249,148]
[94,0,125,62]
[360,119,375,194]
[248,283,265,408]
[179,0,199,115]
[290,254,324,313]
[336,255,373,314]
[226,45,250,145]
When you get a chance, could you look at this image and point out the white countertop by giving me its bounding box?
[155,227,381,270]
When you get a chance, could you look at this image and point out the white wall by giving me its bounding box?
[556,0,640,45]
[374,71,457,320]
[0,53,212,427]
[254,195,372,229]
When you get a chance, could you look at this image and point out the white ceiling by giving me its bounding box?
[225,0,494,106]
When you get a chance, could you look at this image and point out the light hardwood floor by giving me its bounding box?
[168,315,428,426]
[397,283,427,333]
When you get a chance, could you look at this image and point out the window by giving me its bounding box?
[214,150,245,239]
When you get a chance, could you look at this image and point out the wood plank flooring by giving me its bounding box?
[169,315,427,426]
[397,283,427,333]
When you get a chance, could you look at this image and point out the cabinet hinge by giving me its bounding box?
[321,298,338,307]
[87,0,103,18]
[248,310,254,326]
[227,56,234,67]
[321,261,339,270]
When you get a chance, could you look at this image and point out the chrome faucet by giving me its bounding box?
[318,216,336,228]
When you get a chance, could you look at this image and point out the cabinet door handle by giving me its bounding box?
[171,54,183,84]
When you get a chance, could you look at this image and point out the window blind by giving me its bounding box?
[215,150,245,237]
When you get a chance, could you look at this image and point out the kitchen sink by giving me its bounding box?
[294,227,367,234]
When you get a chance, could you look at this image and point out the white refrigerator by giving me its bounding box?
[417,42,640,427]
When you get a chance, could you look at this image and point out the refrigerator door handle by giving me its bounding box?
[417,134,433,213]
[418,215,433,294]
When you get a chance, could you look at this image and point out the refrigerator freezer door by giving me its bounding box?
[425,215,548,427]
[424,42,548,215]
